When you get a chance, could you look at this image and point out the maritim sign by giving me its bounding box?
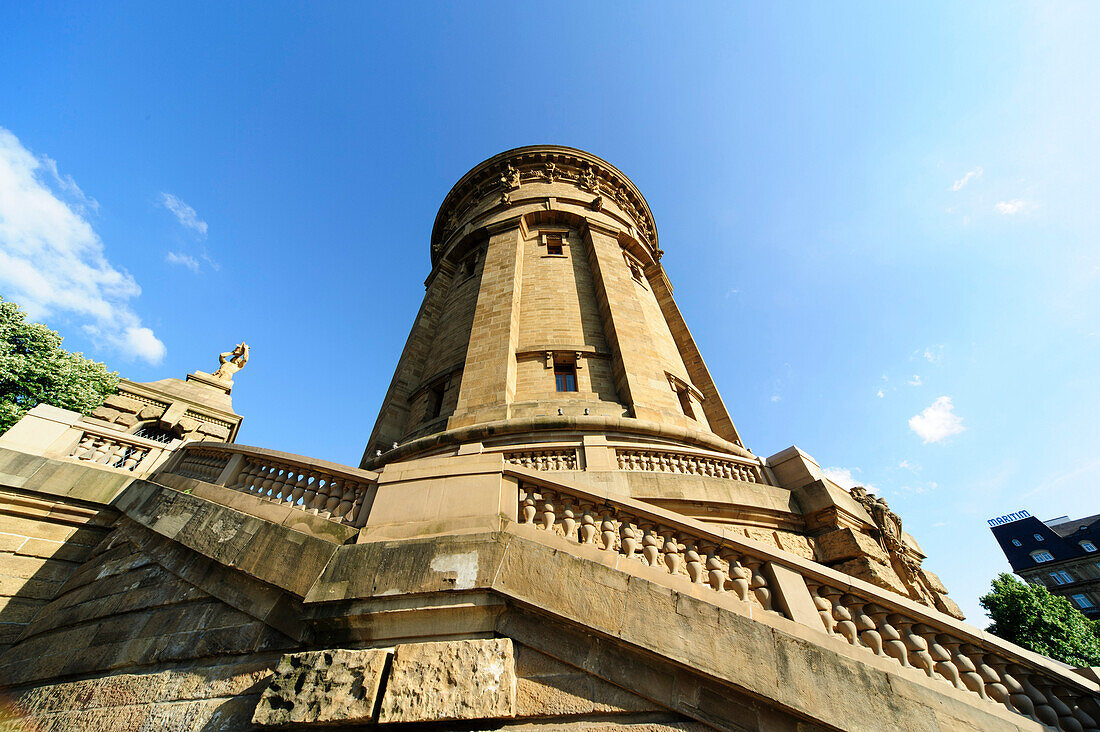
[987,510,1031,527]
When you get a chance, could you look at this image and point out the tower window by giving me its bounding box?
[425,381,446,421]
[545,233,564,256]
[1031,550,1054,563]
[554,360,577,392]
[1081,540,1097,552]
[677,388,696,420]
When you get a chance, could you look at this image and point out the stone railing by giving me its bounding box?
[503,448,578,471]
[69,432,152,472]
[162,443,378,528]
[513,477,1100,731]
[615,448,763,483]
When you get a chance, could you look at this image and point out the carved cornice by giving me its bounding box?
[430,146,659,267]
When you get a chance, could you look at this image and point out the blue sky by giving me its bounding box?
[1,2,1097,621]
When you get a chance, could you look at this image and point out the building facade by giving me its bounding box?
[991,511,1100,618]
[0,146,1098,731]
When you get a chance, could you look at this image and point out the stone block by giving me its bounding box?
[176,416,201,434]
[379,638,516,724]
[115,413,140,428]
[91,406,121,422]
[252,648,389,727]
[833,556,907,595]
[197,422,230,439]
[103,394,142,414]
[137,405,163,420]
[814,527,886,564]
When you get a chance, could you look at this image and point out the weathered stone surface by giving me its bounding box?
[103,394,143,413]
[833,556,907,594]
[515,644,661,718]
[90,406,120,422]
[176,416,201,434]
[252,648,389,727]
[379,638,516,723]
[814,527,887,564]
[115,412,140,428]
[198,422,231,439]
[137,405,164,420]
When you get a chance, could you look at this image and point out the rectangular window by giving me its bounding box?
[1032,551,1054,563]
[1071,594,1094,609]
[1050,571,1073,585]
[1081,540,1097,552]
[426,382,446,421]
[554,360,577,392]
[545,233,563,256]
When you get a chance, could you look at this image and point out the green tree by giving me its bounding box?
[980,572,1100,667]
[0,296,118,434]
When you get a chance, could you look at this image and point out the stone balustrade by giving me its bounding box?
[163,444,378,528]
[503,448,578,471]
[69,432,152,472]
[615,447,763,483]
[514,477,1100,731]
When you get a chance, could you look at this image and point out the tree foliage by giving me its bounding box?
[0,296,118,434]
[980,572,1100,667]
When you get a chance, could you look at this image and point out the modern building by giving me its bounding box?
[1,146,1099,731]
[990,510,1100,618]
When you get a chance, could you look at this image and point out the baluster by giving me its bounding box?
[846,598,884,656]
[122,447,143,471]
[920,630,962,689]
[74,434,97,460]
[867,607,907,667]
[91,438,110,465]
[619,521,638,560]
[744,558,773,611]
[684,537,703,583]
[579,502,598,545]
[827,589,859,645]
[641,523,661,567]
[560,498,577,541]
[702,542,725,591]
[723,551,751,602]
[660,528,682,575]
[993,661,1039,720]
[539,492,556,531]
[894,615,935,677]
[521,488,537,524]
[259,465,277,497]
[268,469,288,501]
[969,650,1012,710]
[1014,666,1061,728]
[1057,687,1100,732]
[810,584,836,634]
[324,477,343,513]
[335,480,355,518]
[310,478,331,511]
[1034,679,1084,732]
[599,509,617,551]
[290,472,309,504]
[937,637,981,695]
[346,488,364,526]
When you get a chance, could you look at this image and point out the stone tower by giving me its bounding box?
[2,147,1099,731]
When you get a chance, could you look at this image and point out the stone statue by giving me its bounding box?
[212,343,250,380]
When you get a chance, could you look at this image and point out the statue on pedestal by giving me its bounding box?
[212,343,250,380]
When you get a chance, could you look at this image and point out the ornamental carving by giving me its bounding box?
[430,146,658,266]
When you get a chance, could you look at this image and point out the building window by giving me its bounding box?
[460,250,479,279]
[1081,540,1097,552]
[554,359,577,392]
[1050,571,1073,585]
[1033,533,1044,541]
[677,389,696,420]
[623,251,646,285]
[1071,594,1094,609]
[1011,539,1022,547]
[545,233,564,256]
[1031,550,1054,563]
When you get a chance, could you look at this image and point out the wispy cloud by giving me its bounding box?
[159,192,208,236]
[770,394,781,403]
[909,396,965,444]
[908,374,922,386]
[876,389,885,398]
[918,345,943,363]
[166,251,200,272]
[822,466,873,492]
[898,459,915,470]
[995,199,1028,215]
[951,166,983,191]
[0,126,165,364]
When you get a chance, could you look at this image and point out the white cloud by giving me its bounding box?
[159,192,208,236]
[166,251,200,272]
[908,396,966,444]
[822,466,873,492]
[995,199,1027,215]
[919,345,943,363]
[908,374,922,386]
[0,127,165,364]
[770,394,781,403]
[899,459,913,470]
[951,166,983,191]
[876,389,885,398]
